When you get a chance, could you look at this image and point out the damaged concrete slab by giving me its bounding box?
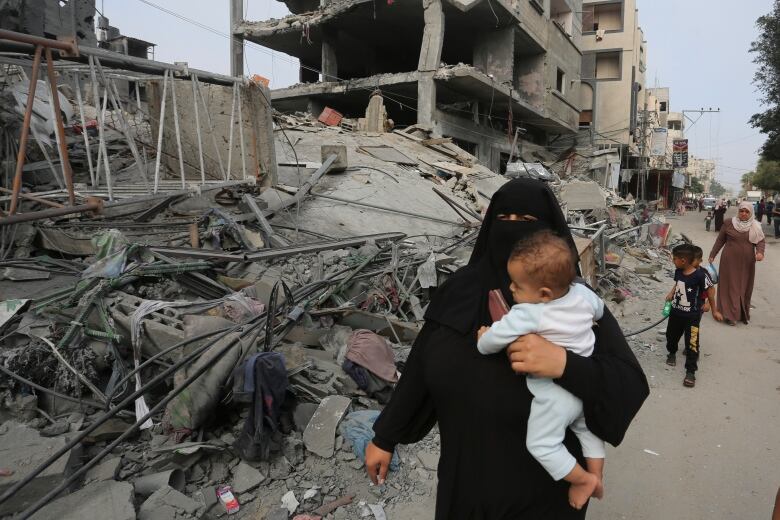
[0,421,81,516]
[29,480,136,520]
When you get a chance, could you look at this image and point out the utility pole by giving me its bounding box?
[637,89,649,201]
[230,0,244,78]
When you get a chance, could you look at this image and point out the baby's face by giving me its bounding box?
[507,260,547,304]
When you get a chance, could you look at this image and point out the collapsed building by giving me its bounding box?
[0,1,692,519]
[234,0,583,173]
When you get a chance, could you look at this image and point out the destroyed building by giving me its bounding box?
[234,0,584,173]
[0,1,697,518]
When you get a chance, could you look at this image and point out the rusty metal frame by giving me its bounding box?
[1,30,79,215]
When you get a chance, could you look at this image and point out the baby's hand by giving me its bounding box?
[477,326,490,340]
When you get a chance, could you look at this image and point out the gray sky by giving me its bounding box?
[103,0,772,193]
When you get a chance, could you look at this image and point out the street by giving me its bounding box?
[590,207,780,520]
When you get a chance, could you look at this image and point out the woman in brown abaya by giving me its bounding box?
[708,202,766,325]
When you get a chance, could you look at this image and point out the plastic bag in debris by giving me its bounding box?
[505,162,553,181]
[81,230,132,279]
[338,410,400,471]
[210,293,265,323]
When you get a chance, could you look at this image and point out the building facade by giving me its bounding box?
[579,0,646,159]
[235,0,585,173]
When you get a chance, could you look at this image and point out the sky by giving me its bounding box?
[100,0,774,193]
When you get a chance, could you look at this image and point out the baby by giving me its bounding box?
[477,230,605,510]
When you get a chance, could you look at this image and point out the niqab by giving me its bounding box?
[425,179,578,335]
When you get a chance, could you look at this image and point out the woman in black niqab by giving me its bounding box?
[368,179,649,519]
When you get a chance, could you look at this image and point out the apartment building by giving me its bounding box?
[234,0,585,173]
[579,0,646,157]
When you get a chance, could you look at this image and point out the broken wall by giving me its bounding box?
[0,0,97,46]
[148,80,277,186]
[545,20,582,130]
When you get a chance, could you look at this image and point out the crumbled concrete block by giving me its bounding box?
[293,403,319,433]
[265,507,290,520]
[83,418,134,443]
[634,265,658,275]
[416,451,440,471]
[29,480,135,520]
[85,457,122,483]
[0,421,81,516]
[303,396,351,458]
[231,462,265,494]
[138,485,201,520]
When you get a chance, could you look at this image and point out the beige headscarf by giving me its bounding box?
[732,202,765,244]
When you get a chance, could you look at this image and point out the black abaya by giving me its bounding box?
[372,179,649,519]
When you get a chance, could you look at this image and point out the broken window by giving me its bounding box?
[447,137,478,157]
[582,2,623,32]
[594,52,620,80]
[659,101,667,112]
[551,0,574,35]
[556,68,565,94]
[580,110,593,127]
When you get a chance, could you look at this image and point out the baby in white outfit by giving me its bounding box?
[477,230,605,510]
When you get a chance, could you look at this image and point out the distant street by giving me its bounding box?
[590,207,780,520]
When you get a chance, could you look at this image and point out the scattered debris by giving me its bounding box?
[0,10,690,519]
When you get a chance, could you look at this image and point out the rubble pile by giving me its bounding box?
[0,51,685,520]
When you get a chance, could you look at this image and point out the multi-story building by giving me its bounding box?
[579,0,646,160]
[687,156,716,193]
[234,0,585,173]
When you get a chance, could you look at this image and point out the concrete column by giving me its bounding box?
[230,0,244,77]
[417,0,444,129]
[321,27,338,82]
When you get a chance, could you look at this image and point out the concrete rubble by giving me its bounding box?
[0,5,695,519]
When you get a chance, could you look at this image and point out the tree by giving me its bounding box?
[741,171,756,191]
[752,158,780,191]
[709,180,727,197]
[689,176,705,194]
[749,2,780,160]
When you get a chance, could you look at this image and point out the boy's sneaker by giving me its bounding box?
[665,353,676,366]
[683,371,696,387]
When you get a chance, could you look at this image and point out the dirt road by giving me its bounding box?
[590,208,780,519]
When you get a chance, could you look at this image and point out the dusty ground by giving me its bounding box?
[589,208,780,520]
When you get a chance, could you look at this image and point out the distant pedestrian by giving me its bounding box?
[727,199,732,208]
[705,210,713,232]
[773,195,780,239]
[713,199,727,231]
[664,244,721,388]
[708,202,766,325]
[698,197,703,212]
[766,198,775,225]
[757,197,766,223]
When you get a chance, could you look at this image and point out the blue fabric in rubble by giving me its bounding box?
[338,410,400,471]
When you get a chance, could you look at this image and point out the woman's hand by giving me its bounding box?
[756,252,765,262]
[365,442,392,485]
[708,256,715,263]
[506,334,567,378]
